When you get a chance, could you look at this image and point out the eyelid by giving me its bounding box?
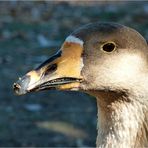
[101,41,116,46]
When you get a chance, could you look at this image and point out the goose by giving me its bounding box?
[13,22,148,148]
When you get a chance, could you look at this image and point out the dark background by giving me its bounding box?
[0,1,148,147]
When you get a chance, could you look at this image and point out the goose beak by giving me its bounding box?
[13,41,84,95]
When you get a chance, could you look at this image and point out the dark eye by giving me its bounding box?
[101,42,116,53]
[44,64,57,76]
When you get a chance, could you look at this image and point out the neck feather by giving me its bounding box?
[89,91,148,148]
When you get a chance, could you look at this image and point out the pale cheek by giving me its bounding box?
[88,54,145,88]
[112,63,138,80]
[107,54,145,81]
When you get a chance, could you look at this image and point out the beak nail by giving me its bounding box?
[13,75,30,95]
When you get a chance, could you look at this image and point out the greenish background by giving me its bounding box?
[0,1,147,147]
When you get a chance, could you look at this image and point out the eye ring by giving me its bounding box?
[101,42,116,53]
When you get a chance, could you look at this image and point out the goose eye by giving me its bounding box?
[101,42,116,53]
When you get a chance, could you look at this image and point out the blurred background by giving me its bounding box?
[0,1,148,147]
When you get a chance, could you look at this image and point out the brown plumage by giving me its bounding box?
[13,22,148,147]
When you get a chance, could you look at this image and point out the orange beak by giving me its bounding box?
[13,41,84,95]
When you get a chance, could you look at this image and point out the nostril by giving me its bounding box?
[44,64,57,76]
[13,83,21,93]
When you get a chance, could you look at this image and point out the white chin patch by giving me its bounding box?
[65,35,84,46]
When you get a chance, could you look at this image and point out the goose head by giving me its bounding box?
[13,22,148,147]
[13,22,148,97]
